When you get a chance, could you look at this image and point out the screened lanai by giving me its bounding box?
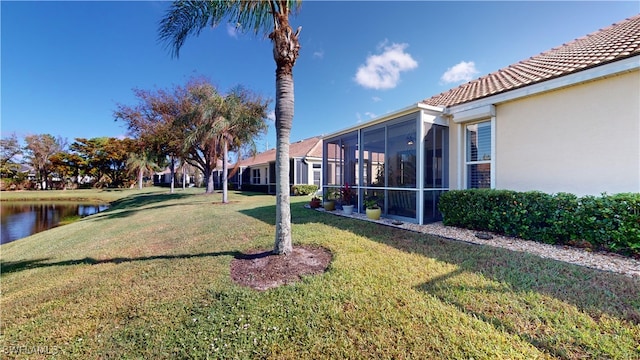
[323,105,449,224]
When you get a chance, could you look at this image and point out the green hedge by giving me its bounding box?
[438,189,640,256]
[291,184,319,196]
[239,184,319,195]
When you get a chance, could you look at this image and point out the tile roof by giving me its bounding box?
[237,136,323,167]
[422,14,640,108]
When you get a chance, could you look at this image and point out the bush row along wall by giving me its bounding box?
[438,189,639,257]
[238,184,318,196]
[291,185,319,196]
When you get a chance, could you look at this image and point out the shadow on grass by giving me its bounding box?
[234,191,274,197]
[91,192,198,221]
[0,250,265,275]
[417,268,577,359]
[109,192,195,210]
[241,203,640,326]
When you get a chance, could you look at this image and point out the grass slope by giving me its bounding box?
[1,188,639,359]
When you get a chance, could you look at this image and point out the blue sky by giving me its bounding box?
[2,1,638,152]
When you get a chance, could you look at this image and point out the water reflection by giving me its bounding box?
[1,203,109,244]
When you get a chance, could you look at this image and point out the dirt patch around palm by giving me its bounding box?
[230,245,332,291]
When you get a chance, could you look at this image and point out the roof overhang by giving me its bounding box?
[445,55,640,122]
[324,103,444,139]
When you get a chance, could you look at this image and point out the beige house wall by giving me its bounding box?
[495,70,639,195]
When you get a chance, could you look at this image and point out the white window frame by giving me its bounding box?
[252,168,261,184]
[464,118,495,189]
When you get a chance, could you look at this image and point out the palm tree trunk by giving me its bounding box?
[273,72,294,255]
[170,156,175,194]
[222,140,229,203]
[207,169,215,194]
[202,163,211,193]
[138,167,144,190]
[182,165,186,190]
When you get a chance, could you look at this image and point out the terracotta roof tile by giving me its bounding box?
[422,15,640,107]
[237,136,323,167]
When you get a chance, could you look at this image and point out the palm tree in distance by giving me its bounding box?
[216,86,269,204]
[159,0,302,255]
[127,150,161,190]
[185,84,269,203]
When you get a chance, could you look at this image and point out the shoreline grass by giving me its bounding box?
[1,189,639,359]
[0,187,166,203]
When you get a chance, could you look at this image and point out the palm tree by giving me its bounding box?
[159,0,302,255]
[217,86,269,203]
[181,81,225,194]
[127,150,161,190]
[184,84,269,202]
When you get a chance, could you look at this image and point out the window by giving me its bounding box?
[362,127,386,187]
[252,169,261,184]
[387,120,417,188]
[323,132,357,187]
[466,121,492,188]
[424,123,449,188]
[324,141,341,186]
[295,159,308,184]
[312,163,321,187]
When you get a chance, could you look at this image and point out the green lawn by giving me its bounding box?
[1,188,639,359]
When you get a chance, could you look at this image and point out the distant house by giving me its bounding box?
[323,15,640,224]
[152,137,323,193]
[235,136,323,194]
[18,164,37,181]
[154,162,203,188]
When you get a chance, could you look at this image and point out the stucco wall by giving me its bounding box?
[495,70,639,195]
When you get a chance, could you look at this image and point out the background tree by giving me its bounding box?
[70,137,136,188]
[1,133,23,178]
[49,151,84,189]
[70,138,102,184]
[187,84,270,202]
[127,148,161,190]
[24,134,66,190]
[116,85,189,193]
[116,78,215,193]
[220,87,269,203]
[179,81,224,194]
[159,0,302,255]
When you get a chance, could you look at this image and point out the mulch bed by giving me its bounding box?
[230,245,332,291]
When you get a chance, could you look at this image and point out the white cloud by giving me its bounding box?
[313,50,324,59]
[266,110,275,122]
[226,23,239,38]
[372,96,382,102]
[440,61,479,84]
[354,42,418,90]
[356,111,377,123]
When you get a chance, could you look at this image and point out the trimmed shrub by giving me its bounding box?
[575,193,640,255]
[439,189,640,257]
[291,184,319,196]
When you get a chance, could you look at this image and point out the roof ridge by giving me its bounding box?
[539,14,640,57]
[422,14,640,108]
[306,137,324,157]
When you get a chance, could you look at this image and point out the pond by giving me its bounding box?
[1,202,109,244]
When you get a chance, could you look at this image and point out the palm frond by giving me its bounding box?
[158,0,285,58]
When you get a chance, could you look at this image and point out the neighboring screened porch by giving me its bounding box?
[323,110,449,224]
